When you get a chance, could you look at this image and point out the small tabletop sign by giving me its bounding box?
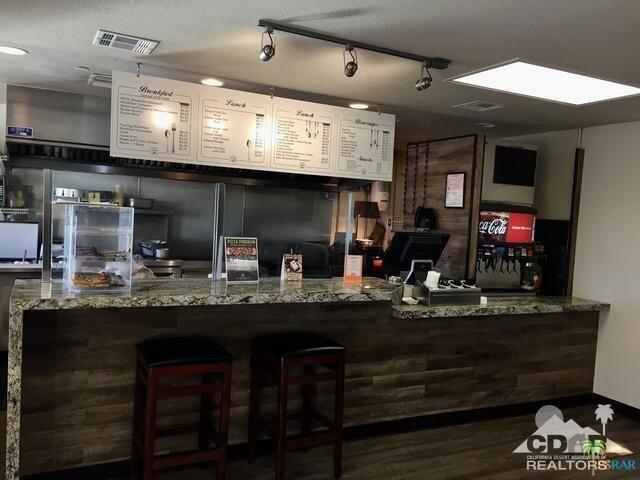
[224,237,259,283]
[281,253,302,282]
[343,254,363,282]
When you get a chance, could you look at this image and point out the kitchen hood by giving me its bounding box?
[5,140,370,192]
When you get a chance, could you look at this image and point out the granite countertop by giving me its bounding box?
[10,277,401,312]
[393,296,610,319]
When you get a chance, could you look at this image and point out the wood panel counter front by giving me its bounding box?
[7,278,608,478]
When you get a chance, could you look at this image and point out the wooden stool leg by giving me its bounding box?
[301,365,313,436]
[275,358,289,480]
[217,363,232,480]
[142,368,158,480]
[333,356,345,479]
[130,359,145,480]
[199,373,213,450]
[247,351,260,463]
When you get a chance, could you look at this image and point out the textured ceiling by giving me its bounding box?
[1,0,639,141]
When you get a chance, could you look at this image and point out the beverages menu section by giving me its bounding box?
[337,112,395,180]
[110,71,395,180]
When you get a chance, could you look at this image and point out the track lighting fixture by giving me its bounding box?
[343,45,358,78]
[415,61,433,91]
[259,26,275,61]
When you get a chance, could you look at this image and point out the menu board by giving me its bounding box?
[111,72,197,162]
[110,71,395,180]
[336,111,395,181]
[200,90,270,168]
[272,98,334,174]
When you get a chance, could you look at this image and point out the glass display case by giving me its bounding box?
[63,204,134,291]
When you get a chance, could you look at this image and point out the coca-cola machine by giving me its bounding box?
[476,202,545,294]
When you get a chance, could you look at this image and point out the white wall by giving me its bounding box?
[507,129,579,220]
[573,120,640,409]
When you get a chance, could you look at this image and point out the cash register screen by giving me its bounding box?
[0,222,39,260]
[384,231,450,274]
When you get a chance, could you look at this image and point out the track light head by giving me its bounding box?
[343,44,358,78]
[259,27,275,61]
[415,61,433,91]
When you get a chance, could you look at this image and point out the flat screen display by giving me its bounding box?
[493,145,537,187]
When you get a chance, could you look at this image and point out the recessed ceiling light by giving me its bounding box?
[74,66,90,71]
[0,46,29,56]
[450,60,640,106]
[200,78,224,87]
[349,103,369,110]
[476,122,496,128]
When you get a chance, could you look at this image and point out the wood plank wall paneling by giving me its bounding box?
[397,135,484,279]
[20,304,598,475]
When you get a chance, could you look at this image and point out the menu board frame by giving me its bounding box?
[110,71,395,181]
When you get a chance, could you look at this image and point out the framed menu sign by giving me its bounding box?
[224,237,259,283]
[110,71,197,162]
[445,172,466,208]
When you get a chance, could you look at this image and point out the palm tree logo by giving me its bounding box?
[595,404,614,436]
[582,438,606,457]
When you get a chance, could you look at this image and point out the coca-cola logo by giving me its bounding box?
[479,218,508,235]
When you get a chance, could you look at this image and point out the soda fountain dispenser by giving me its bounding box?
[476,202,545,295]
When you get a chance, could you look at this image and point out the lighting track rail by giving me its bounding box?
[257,19,451,70]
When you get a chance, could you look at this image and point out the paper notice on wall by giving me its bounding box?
[272,99,334,174]
[336,112,395,181]
[110,72,197,162]
[199,91,270,167]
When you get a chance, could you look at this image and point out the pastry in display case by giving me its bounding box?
[63,204,134,291]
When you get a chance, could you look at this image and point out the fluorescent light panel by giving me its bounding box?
[452,61,640,105]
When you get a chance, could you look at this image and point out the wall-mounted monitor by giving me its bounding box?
[493,145,537,187]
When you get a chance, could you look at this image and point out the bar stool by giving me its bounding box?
[248,331,346,480]
[131,336,233,480]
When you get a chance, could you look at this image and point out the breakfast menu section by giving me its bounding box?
[337,113,395,180]
[200,92,269,167]
[111,72,196,162]
[110,71,395,180]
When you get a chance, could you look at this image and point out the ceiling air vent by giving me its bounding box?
[93,30,159,55]
[88,73,112,89]
[452,100,505,112]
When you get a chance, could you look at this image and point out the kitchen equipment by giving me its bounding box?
[355,238,374,249]
[143,259,183,278]
[415,206,436,231]
[154,247,171,259]
[54,187,83,198]
[138,240,169,259]
[128,197,154,209]
[0,223,39,260]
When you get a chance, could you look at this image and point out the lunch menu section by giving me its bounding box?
[110,71,395,181]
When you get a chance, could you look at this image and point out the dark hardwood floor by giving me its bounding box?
[151,405,640,480]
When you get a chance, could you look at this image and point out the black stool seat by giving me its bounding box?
[136,336,233,367]
[252,332,346,358]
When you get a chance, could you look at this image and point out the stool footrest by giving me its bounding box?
[157,381,221,398]
[258,408,336,440]
[288,371,337,386]
[286,430,337,451]
[153,446,222,470]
